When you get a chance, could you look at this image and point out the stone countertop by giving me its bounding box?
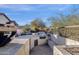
[0,43,23,55]
[11,36,30,44]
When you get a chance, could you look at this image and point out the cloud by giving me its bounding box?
[0,4,76,26]
[0,4,72,12]
[58,5,72,11]
[43,4,72,12]
[0,4,34,11]
[58,7,67,11]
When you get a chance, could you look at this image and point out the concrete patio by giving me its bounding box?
[30,44,53,55]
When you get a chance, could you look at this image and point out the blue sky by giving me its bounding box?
[0,4,79,26]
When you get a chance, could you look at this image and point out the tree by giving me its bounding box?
[48,7,79,33]
[65,15,79,26]
[31,18,46,31]
[48,15,65,33]
[23,24,31,33]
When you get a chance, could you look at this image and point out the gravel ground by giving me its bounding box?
[65,47,79,55]
[30,44,53,55]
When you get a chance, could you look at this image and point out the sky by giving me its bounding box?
[0,4,79,26]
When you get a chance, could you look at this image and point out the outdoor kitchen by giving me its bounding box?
[0,13,50,55]
[0,5,79,55]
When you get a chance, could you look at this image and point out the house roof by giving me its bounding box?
[0,13,18,26]
[11,21,18,26]
[0,13,11,22]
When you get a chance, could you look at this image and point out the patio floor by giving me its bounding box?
[30,44,53,55]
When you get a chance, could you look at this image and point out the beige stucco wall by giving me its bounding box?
[30,38,34,50]
[11,38,30,55]
[30,35,39,50]
[66,38,79,45]
[53,46,63,55]
[53,45,71,55]
[15,45,26,55]
[30,35,48,50]
[38,39,47,45]
[51,34,79,45]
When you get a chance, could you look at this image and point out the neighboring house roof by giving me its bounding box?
[6,21,18,26]
[0,13,18,26]
[0,13,11,24]
[12,21,18,26]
